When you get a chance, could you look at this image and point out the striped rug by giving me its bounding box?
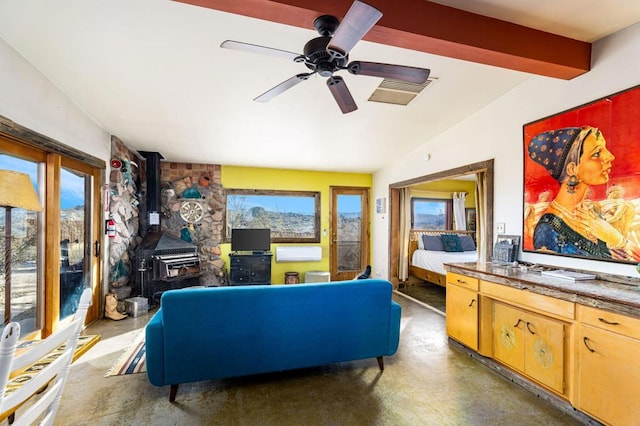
[105,331,146,377]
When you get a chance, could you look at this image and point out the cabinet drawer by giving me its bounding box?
[578,305,640,340]
[481,281,574,319]
[446,272,478,291]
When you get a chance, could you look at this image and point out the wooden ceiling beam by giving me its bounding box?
[174,0,591,79]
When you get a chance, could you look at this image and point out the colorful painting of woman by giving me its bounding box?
[527,126,640,261]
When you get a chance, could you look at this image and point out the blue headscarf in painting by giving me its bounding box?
[527,126,597,182]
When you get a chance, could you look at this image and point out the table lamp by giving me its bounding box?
[0,170,42,324]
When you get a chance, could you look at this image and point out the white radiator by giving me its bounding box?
[275,246,322,262]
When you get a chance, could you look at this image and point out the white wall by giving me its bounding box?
[0,38,109,159]
[373,23,640,279]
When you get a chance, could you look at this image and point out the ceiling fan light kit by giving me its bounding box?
[221,0,430,114]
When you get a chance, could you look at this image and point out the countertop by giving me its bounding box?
[444,262,640,318]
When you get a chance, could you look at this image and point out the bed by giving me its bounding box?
[408,230,478,287]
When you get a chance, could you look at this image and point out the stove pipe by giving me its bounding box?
[138,151,164,233]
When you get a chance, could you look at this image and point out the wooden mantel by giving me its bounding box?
[174,0,591,79]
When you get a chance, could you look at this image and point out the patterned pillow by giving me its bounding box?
[422,235,444,251]
[440,234,463,252]
[459,235,476,251]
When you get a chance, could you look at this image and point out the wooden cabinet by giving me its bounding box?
[575,305,640,426]
[492,301,565,394]
[446,273,479,350]
[444,266,640,425]
[229,253,272,285]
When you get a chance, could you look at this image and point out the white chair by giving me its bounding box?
[0,287,92,425]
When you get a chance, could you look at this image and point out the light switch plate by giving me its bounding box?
[496,223,506,233]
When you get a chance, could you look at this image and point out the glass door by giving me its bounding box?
[59,167,89,320]
[330,187,370,281]
[57,158,101,327]
[1,137,103,337]
[0,154,43,336]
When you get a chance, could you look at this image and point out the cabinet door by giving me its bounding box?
[446,284,478,350]
[522,311,565,394]
[577,324,640,426]
[492,302,524,371]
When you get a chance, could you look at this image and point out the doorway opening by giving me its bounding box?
[387,160,494,289]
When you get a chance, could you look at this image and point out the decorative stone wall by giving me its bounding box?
[107,136,141,300]
[107,140,227,296]
[159,162,227,286]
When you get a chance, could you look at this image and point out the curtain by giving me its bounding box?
[453,192,467,230]
[398,188,411,281]
[475,171,487,263]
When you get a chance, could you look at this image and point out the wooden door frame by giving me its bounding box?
[388,160,494,288]
[329,186,371,281]
[0,117,105,334]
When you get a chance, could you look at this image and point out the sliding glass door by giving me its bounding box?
[59,165,94,321]
[0,154,43,336]
[0,137,102,337]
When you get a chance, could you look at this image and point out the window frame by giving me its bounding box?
[225,189,321,243]
[411,197,453,230]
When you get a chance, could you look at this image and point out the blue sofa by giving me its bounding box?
[145,279,401,401]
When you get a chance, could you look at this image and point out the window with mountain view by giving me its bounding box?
[225,189,321,243]
[411,198,452,230]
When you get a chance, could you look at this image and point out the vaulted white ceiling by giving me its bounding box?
[1,0,639,172]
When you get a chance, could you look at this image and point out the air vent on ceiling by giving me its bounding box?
[368,76,437,106]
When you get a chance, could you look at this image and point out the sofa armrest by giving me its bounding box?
[145,308,165,386]
[387,301,401,355]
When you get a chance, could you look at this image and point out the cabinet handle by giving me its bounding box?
[513,319,524,328]
[583,337,596,353]
[457,279,467,284]
[468,299,476,307]
[598,317,620,326]
[526,322,536,335]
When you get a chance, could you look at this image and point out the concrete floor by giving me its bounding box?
[50,293,585,426]
[397,280,447,314]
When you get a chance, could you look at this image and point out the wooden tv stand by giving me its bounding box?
[229,252,272,285]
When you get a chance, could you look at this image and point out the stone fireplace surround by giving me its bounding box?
[108,137,226,300]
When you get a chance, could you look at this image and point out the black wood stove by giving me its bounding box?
[135,231,201,304]
[135,151,202,304]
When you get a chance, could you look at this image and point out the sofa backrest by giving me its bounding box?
[158,279,395,377]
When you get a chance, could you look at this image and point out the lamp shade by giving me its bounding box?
[0,170,42,211]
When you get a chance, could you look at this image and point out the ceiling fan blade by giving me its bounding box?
[327,76,357,114]
[254,73,313,103]
[347,61,431,84]
[326,1,382,60]
[221,40,303,62]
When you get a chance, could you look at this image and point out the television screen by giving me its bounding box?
[231,228,271,252]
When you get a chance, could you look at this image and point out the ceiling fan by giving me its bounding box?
[221,0,430,114]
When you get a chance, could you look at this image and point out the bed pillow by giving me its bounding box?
[422,235,444,251]
[459,235,476,251]
[440,234,463,252]
[417,234,425,250]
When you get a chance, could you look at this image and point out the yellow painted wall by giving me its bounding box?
[410,179,476,208]
[221,166,372,284]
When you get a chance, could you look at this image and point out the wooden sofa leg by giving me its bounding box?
[376,357,384,371]
[170,384,179,402]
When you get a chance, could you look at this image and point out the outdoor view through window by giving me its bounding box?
[412,198,451,229]
[0,155,39,334]
[226,192,320,241]
[1,154,87,334]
